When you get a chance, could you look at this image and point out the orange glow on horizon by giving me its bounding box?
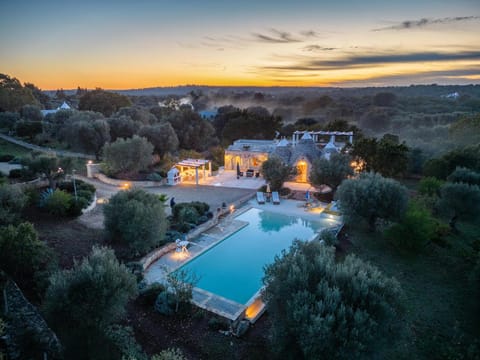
[4,49,479,90]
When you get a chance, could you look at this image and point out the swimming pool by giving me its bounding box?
[175,207,340,305]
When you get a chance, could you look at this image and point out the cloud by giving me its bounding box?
[302,45,337,52]
[251,28,301,43]
[300,30,320,38]
[259,51,480,72]
[329,67,480,86]
[373,16,480,31]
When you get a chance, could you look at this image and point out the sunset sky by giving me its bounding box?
[1,0,479,89]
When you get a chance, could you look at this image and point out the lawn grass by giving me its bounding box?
[0,138,31,157]
[346,221,479,359]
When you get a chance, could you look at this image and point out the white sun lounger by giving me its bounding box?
[272,191,280,205]
[256,192,265,204]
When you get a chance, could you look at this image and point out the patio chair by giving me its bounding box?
[272,191,280,205]
[256,192,265,204]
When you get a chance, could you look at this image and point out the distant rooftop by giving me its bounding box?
[227,139,276,153]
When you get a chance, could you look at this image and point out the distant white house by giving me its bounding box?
[41,101,71,117]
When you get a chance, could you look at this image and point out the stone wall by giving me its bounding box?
[94,173,165,188]
[2,279,63,359]
[12,178,49,190]
[141,242,177,270]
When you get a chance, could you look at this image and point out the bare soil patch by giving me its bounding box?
[126,298,271,360]
[23,206,105,269]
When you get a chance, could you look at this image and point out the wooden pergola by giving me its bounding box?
[175,158,212,185]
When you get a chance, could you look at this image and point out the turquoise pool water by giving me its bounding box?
[176,208,339,305]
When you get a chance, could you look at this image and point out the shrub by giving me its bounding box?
[0,222,50,279]
[0,184,27,225]
[152,348,187,360]
[104,188,169,256]
[125,261,144,283]
[8,168,23,179]
[385,201,437,252]
[44,189,72,216]
[139,282,166,306]
[171,202,210,231]
[0,154,15,162]
[319,228,338,246]
[67,196,89,216]
[178,206,199,225]
[165,230,184,243]
[418,176,444,197]
[191,201,209,214]
[154,290,175,316]
[208,317,230,331]
[103,324,147,360]
[146,172,163,182]
[263,241,403,359]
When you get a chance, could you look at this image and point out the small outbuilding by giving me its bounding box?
[167,167,181,186]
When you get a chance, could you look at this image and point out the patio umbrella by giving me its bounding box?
[236,162,240,176]
[305,190,310,202]
[266,183,271,194]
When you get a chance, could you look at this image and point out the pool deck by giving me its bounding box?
[143,199,342,321]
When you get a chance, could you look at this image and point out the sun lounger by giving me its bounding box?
[256,192,265,204]
[272,191,280,205]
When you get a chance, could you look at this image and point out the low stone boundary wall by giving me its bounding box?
[12,178,49,190]
[2,279,63,360]
[81,193,97,214]
[94,173,165,188]
[141,242,177,270]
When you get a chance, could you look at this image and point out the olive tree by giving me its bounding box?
[310,152,353,192]
[79,89,132,116]
[261,155,293,191]
[107,115,139,141]
[23,155,73,189]
[102,135,154,175]
[138,123,179,158]
[43,246,138,359]
[447,167,480,186]
[335,172,408,231]
[65,118,110,159]
[438,182,480,230]
[263,241,403,359]
[104,189,168,255]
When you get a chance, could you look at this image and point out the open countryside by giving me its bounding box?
[1,1,480,359]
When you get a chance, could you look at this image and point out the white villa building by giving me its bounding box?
[224,131,353,183]
[41,101,71,117]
